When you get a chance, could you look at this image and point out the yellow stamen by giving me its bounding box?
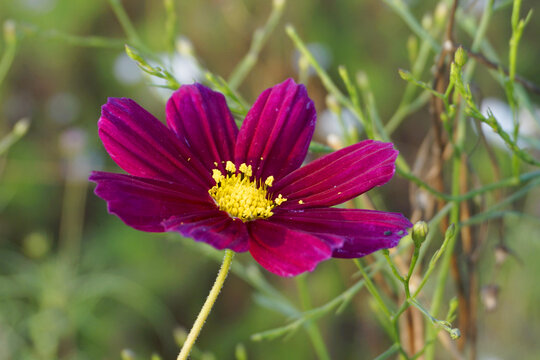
[239,163,252,177]
[274,194,287,205]
[212,169,224,183]
[225,161,236,173]
[209,162,286,222]
[265,176,274,187]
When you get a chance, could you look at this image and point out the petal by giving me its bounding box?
[90,171,213,232]
[164,212,250,252]
[271,208,412,258]
[166,84,238,173]
[235,78,316,181]
[247,220,338,277]
[99,97,212,189]
[274,140,398,209]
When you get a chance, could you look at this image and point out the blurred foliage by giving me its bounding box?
[1,0,540,359]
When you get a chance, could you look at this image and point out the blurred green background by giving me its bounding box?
[1,0,539,359]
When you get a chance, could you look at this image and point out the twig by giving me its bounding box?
[453,44,540,94]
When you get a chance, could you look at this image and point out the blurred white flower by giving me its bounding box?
[113,37,203,100]
[477,97,540,149]
[149,52,203,100]
[315,108,361,149]
[114,53,143,86]
[21,0,57,13]
[59,128,93,181]
[292,42,332,78]
[46,92,80,124]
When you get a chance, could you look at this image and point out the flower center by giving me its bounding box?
[209,161,286,222]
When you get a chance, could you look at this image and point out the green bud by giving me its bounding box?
[125,45,142,62]
[450,328,461,340]
[412,221,429,247]
[445,223,456,239]
[398,69,412,81]
[454,46,467,67]
[151,354,163,360]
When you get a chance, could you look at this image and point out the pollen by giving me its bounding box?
[209,162,286,222]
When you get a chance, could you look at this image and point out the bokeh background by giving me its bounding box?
[1,0,539,359]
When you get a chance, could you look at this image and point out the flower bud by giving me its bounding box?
[412,221,428,247]
[445,223,456,239]
[454,46,467,67]
[450,328,461,340]
[398,69,412,81]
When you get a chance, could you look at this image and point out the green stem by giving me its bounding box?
[18,23,125,49]
[164,0,177,53]
[177,250,235,360]
[354,260,393,320]
[383,249,405,283]
[295,276,331,360]
[396,167,540,202]
[381,0,441,52]
[0,21,17,87]
[108,0,149,52]
[0,119,30,155]
[228,0,286,90]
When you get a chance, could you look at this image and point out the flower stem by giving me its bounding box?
[177,249,235,360]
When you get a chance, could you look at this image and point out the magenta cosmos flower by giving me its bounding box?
[90,79,412,277]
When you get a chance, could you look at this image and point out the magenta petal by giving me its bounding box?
[274,140,398,209]
[166,84,238,172]
[164,212,249,252]
[247,220,338,277]
[235,78,316,181]
[89,171,214,232]
[271,208,412,258]
[99,97,212,188]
